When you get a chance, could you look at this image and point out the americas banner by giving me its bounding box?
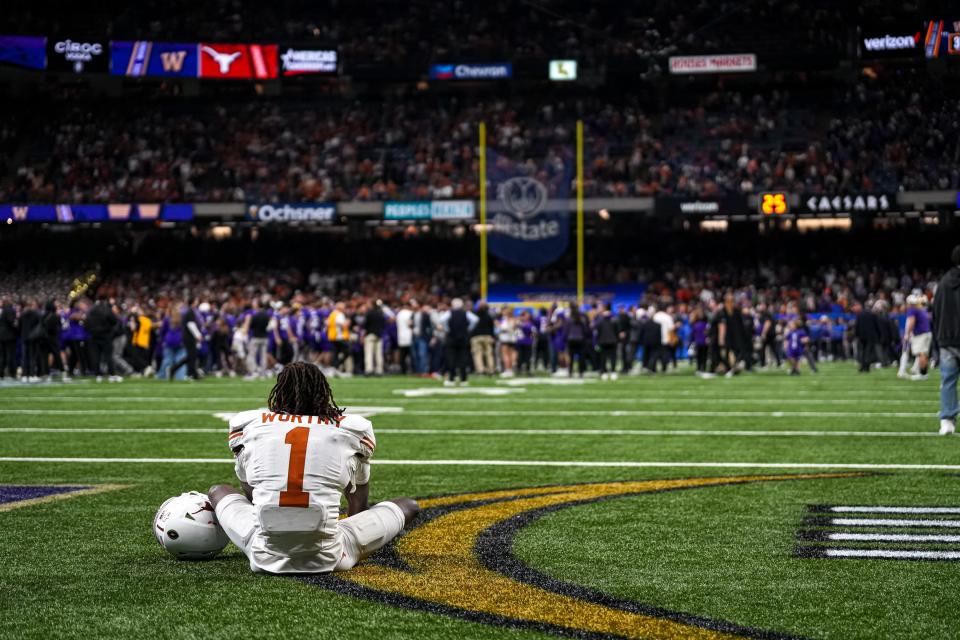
[485,148,572,268]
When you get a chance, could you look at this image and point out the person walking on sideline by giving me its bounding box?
[933,246,960,435]
[440,298,477,386]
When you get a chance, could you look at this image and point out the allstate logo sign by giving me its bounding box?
[489,176,568,267]
[497,177,548,221]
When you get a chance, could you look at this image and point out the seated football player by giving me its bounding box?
[208,362,419,574]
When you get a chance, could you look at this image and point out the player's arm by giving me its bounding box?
[346,481,369,517]
[904,315,915,340]
[339,415,376,514]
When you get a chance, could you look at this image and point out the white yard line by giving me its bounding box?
[0,427,942,437]
[826,517,960,528]
[822,549,960,560]
[825,533,960,542]
[1,457,959,470]
[827,506,960,514]
[401,409,934,418]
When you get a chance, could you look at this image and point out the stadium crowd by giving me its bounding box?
[0,262,935,384]
[3,74,958,203]
[0,0,851,62]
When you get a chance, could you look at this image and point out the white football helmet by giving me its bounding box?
[153,491,229,560]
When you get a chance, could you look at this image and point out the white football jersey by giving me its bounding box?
[226,408,375,573]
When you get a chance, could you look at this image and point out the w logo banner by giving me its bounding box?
[486,149,572,268]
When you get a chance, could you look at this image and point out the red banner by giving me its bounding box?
[199,43,278,79]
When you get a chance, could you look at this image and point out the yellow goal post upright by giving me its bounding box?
[477,119,585,307]
[479,121,488,303]
[576,119,584,308]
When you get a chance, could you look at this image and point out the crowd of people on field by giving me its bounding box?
[0,262,936,384]
[3,74,957,204]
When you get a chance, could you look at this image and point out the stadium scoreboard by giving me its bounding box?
[759,193,789,215]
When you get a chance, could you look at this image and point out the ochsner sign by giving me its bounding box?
[668,53,756,74]
[250,203,336,222]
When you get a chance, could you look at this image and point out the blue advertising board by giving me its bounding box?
[383,200,475,220]
[111,41,199,77]
[0,35,46,70]
[429,63,512,80]
[1,204,194,223]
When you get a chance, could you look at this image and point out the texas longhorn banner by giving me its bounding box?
[484,146,573,268]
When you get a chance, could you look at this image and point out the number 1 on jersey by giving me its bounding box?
[279,426,310,507]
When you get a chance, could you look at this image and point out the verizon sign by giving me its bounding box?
[863,34,918,51]
[668,53,756,75]
[860,30,921,58]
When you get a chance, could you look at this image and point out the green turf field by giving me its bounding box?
[0,364,954,639]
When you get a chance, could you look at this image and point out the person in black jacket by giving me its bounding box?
[41,300,68,380]
[639,310,661,373]
[616,305,634,374]
[85,298,120,381]
[19,299,43,381]
[594,304,619,380]
[853,302,881,373]
[470,303,496,375]
[171,299,202,380]
[933,246,960,435]
[0,298,17,379]
[716,294,749,376]
[441,298,477,386]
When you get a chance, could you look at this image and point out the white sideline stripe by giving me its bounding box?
[0,409,935,418]
[1,457,960,470]
[0,427,942,438]
[829,506,960,514]
[0,395,932,406]
[0,407,404,416]
[826,533,960,542]
[828,517,960,528]
[823,549,960,560]
[402,410,934,418]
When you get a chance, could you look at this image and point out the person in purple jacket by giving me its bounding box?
[157,310,187,381]
[900,292,932,381]
[516,311,535,374]
[63,300,89,376]
[784,318,811,376]
[549,305,568,373]
[691,307,709,373]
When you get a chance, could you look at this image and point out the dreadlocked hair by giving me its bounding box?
[267,362,344,422]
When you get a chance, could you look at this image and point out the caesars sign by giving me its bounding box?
[801,193,893,214]
[249,203,336,223]
[668,53,756,74]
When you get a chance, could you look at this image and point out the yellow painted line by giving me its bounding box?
[0,484,129,513]
[340,473,859,639]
